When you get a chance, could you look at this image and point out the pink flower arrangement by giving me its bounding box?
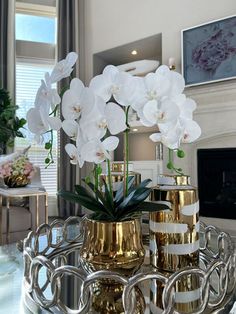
[0,155,36,180]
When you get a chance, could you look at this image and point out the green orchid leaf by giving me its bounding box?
[85,181,114,217]
[58,190,105,213]
[136,201,170,212]
[102,178,114,211]
[128,179,152,194]
[114,176,135,203]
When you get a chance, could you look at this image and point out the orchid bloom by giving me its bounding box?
[62,78,94,120]
[81,136,119,164]
[149,124,183,149]
[143,98,180,129]
[26,106,61,143]
[89,65,137,106]
[35,72,61,111]
[180,119,201,144]
[155,65,185,97]
[80,97,126,141]
[50,52,78,83]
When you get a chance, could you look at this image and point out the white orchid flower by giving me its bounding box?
[155,65,185,97]
[27,106,61,140]
[143,72,170,101]
[62,78,95,120]
[150,125,182,149]
[180,119,201,144]
[143,98,180,128]
[81,136,119,164]
[80,97,127,140]
[179,97,197,120]
[35,72,61,111]
[65,144,80,165]
[64,130,85,167]
[89,65,119,102]
[27,108,48,136]
[90,65,137,106]
[62,120,79,141]
[39,105,61,131]
[50,52,78,83]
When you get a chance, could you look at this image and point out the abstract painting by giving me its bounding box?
[182,16,236,86]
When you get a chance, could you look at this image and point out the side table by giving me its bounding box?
[0,186,48,244]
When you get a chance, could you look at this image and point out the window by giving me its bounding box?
[15,2,57,216]
[16,13,56,44]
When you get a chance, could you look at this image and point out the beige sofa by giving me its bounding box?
[1,167,47,244]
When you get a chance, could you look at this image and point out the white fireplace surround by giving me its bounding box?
[176,80,236,238]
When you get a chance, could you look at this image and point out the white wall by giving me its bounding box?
[84,0,235,82]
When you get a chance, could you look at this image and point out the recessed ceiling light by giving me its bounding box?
[133,128,138,132]
[131,50,137,55]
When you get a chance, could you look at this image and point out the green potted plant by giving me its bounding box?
[25,52,201,275]
[0,88,26,154]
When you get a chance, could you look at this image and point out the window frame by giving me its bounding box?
[15,1,58,216]
[16,1,56,61]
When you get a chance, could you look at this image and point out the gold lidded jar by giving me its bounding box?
[149,174,200,313]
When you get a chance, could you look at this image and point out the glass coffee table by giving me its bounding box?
[0,217,236,313]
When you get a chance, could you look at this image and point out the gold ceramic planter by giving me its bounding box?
[149,175,200,313]
[80,217,146,314]
[80,217,145,276]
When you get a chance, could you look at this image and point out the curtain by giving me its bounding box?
[0,0,15,154]
[57,0,86,217]
[0,0,15,96]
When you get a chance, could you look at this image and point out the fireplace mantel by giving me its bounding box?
[168,80,236,235]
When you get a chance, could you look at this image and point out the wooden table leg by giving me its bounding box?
[36,195,39,229]
[6,197,10,244]
[45,194,48,224]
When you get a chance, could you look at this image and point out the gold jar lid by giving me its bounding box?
[157,174,190,186]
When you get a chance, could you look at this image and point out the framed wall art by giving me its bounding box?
[182,15,236,86]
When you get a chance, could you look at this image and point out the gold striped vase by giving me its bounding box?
[149,175,200,313]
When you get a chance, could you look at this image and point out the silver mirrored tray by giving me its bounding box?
[22,217,236,314]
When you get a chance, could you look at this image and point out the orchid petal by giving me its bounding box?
[50,52,78,83]
[65,52,78,67]
[105,102,126,134]
[149,133,162,142]
[27,108,46,134]
[47,116,62,131]
[181,120,201,143]
[81,139,105,164]
[89,74,111,102]
[65,143,79,164]
[143,100,159,124]
[102,136,119,151]
[62,120,79,140]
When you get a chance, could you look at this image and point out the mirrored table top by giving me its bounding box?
[0,222,236,314]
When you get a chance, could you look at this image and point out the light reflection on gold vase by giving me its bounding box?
[81,217,145,275]
[149,175,200,313]
[80,217,146,314]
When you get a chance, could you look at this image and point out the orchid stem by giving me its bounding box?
[107,158,113,200]
[124,106,130,197]
[94,165,99,195]
[167,148,184,175]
